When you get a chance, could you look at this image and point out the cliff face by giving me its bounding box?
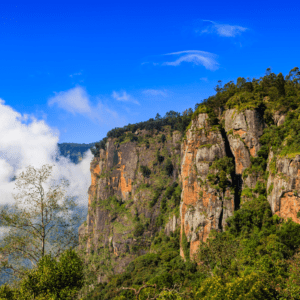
[79,108,300,280]
[267,153,300,224]
[180,113,234,259]
[78,128,182,282]
[179,108,267,259]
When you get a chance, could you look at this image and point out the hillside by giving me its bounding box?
[76,67,300,299]
[57,142,96,164]
[2,68,300,299]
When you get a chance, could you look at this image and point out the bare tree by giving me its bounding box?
[0,164,84,284]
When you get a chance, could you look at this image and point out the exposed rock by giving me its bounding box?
[273,111,286,126]
[180,113,235,260]
[79,128,181,280]
[79,105,300,282]
[267,154,300,224]
[224,109,265,189]
[164,215,180,236]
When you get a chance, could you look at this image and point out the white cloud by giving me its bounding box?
[200,20,248,37]
[162,50,219,71]
[48,87,121,126]
[48,87,92,115]
[0,98,92,233]
[142,89,168,97]
[112,91,140,105]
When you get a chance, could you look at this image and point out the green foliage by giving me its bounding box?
[283,251,300,299]
[149,188,163,208]
[268,183,274,195]
[92,110,193,157]
[140,165,151,178]
[97,195,127,215]
[191,67,300,133]
[196,196,300,300]
[196,273,276,299]
[0,248,84,299]
[207,157,234,191]
[156,149,164,164]
[181,230,190,262]
[133,223,144,237]
[81,228,200,300]
[165,159,174,177]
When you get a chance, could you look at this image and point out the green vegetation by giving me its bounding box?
[140,165,151,178]
[207,157,234,192]
[0,248,84,299]
[192,67,300,130]
[3,68,300,299]
[91,110,193,157]
[164,158,174,176]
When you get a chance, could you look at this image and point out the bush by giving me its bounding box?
[165,159,174,176]
[7,248,85,300]
[133,223,144,237]
[140,165,151,178]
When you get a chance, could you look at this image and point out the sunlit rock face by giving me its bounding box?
[224,109,265,188]
[180,113,234,260]
[267,153,300,225]
[78,128,182,281]
[80,107,300,270]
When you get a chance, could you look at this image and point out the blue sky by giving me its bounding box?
[1,0,300,144]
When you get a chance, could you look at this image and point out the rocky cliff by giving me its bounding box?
[79,69,300,286]
[78,127,183,283]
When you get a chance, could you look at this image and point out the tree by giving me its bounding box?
[0,164,84,284]
[165,159,173,177]
[21,248,84,299]
[0,248,84,300]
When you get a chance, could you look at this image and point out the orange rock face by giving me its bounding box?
[224,109,265,189]
[180,113,235,260]
[274,192,300,224]
[267,155,300,224]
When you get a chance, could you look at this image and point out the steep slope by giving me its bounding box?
[180,112,234,259]
[78,126,183,286]
[78,68,300,293]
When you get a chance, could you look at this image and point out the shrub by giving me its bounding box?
[133,223,144,237]
[165,159,174,176]
[140,165,151,178]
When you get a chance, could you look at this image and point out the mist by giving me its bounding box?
[0,98,92,238]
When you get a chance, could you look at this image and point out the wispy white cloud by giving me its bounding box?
[112,91,140,105]
[200,20,248,37]
[142,89,168,97]
[200,77,208,82]
[162,50,219,71]
[48,87,121,125]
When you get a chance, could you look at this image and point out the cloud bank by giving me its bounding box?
[163,50,219,71]
[0,99,92,236]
